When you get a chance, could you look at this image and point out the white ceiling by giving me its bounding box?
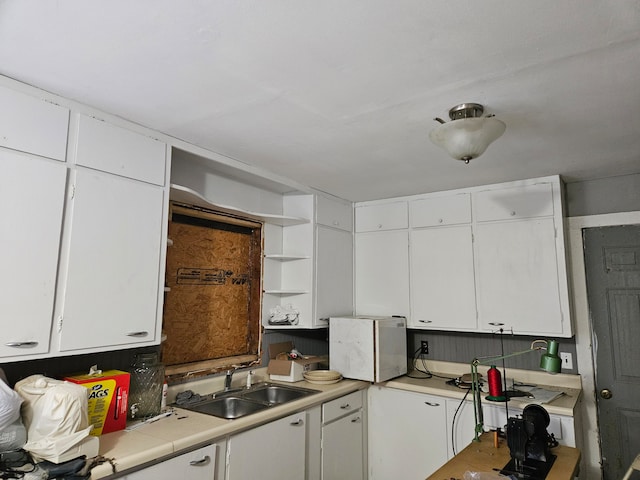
[1,0,639,201]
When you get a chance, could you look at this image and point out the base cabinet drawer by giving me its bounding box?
[121,444,216,480]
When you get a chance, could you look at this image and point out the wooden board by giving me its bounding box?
[427,433,580,480]
[162,206,262,369]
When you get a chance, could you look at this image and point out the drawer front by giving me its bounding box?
[317,195,353,231]
[410,193,471,227]
[75,114,166,185]
[474,182,554,222]
[355,201,408,232]
[322,390,363,424]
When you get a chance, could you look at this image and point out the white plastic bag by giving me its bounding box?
[0,379,23,430]
[14,375,92,462]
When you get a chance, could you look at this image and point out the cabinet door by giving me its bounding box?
[355,201,408,232]
[317,195,353,231]
[355,230,409,318]
[445,398,477,458]
[122,444,216,480]
[368,387,447,479]
[0,151,66,358]
[475,218,566,335]
[410,226,477,330]
[316,225,353,322]
[0,84,69,161]
[322,410,364,480]
[75,114,166,185]
[227,412,306,480]
[59,168,165,351]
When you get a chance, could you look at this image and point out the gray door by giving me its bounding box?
[583,225,640,480]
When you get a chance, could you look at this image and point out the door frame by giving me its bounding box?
[568,211,640,479]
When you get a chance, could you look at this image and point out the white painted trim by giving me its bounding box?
[568,211,640,480]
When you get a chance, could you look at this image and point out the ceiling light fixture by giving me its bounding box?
[429,103,506,164]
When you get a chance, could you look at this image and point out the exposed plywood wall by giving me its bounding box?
[162,207,262,368]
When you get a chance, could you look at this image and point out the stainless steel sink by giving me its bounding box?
[176,382,318,420]
[241,383,317,405]
[187,396,269,419]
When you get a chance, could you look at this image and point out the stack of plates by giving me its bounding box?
[303,370,343,385]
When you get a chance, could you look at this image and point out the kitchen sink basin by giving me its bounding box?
[187,396,269,419]
[241,384,316,405]
[175,382,319,420]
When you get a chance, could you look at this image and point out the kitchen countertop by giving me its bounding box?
[380,360,582,416]
[90,362,581,478]
[91,371,368,479]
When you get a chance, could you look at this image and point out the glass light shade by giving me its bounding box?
[429,117,506,162]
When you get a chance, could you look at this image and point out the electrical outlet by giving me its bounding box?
[420,340,429,355]
[560,352,573,370]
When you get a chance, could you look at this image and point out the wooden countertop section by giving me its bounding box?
[427,432,581,480]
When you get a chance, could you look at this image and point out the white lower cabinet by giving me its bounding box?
[368,386,447,479]
[122,444,216,480]
[226,411,307,480]
[321,391,365,480]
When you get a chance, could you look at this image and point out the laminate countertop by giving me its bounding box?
[91,372,367,479]
[90,362,581,478]
[381,360,582,416]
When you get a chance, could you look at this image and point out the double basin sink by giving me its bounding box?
[177,382,319,420]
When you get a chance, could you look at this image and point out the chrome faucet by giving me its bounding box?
[224,369,234,391]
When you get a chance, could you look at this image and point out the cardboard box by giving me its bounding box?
[267,341,320,382]
[64,370,130,435]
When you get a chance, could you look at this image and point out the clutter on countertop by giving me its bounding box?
[63,365,130,436]
[267,341,324,382]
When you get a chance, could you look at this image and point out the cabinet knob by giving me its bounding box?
[438,218,443,224]
[351,416,361,423]
[377,224,383,229]
[510,211,516,216]
[5,341,38,348]
[600,389,613,400]
[189,456,211,467]
[340,403,351,410]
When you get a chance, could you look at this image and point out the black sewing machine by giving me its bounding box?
[501,404,559,479]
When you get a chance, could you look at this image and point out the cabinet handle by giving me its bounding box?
[510,211,516,216]
[340,404,351,409]
[189,456,211,466]
[290,418,304,426]
[418,320,432,324]
[488,322,504,327]
[5,341,38,348]
[438,218,443,224]
[377,224,383,229]
[424,401,440,407]
[126,331,149,337]
[351,416,361,423]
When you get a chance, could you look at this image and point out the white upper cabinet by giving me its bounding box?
[354,175,572,337]
[75,114,166,185]
[355,201,408,232]
[473,182,554,221]
[0,150,67,359]
[410,225,477,331]
[410,193,471,227]
[0,84,69,161]
[58,168,166,351]
[316,194,353,231]
[263,194,354,329]
[355,230,410,318]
